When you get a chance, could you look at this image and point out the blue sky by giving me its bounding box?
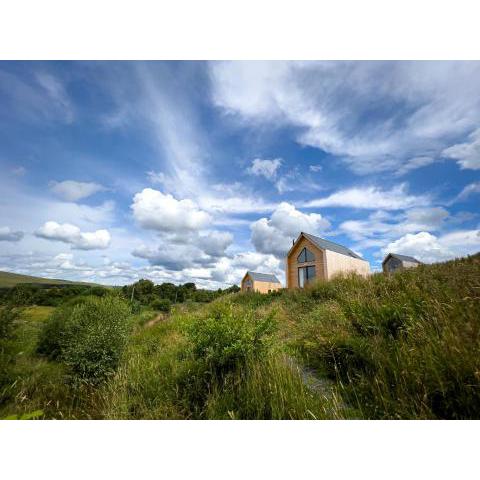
[0,61,479,287]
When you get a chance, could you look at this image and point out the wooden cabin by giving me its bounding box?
[241,271,282,293]
[285,232,370,288]
[382,253,422,274]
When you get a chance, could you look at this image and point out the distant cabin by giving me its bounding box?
[286,232,370,288]
[241,271,282,294]
[382,253,422,274]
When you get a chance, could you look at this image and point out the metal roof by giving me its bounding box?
[302,233,364,260]
[383,253,422,264]
[246,271,281,283]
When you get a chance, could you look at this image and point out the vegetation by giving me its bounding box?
[0,254,478,419]
[121,278,240,307]
[0,269,99,288]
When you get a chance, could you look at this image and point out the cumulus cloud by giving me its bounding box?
[305,184,430,210]
[0,227,24,242]
[247,158,282,180]
[132,230,233,271]
[197,231,233,257]
[442,128,480,170]
[49,180,107,202]
[251,202,330,257]
[35,221,111,250]
[383,230,480,263]
[131,188,211,233]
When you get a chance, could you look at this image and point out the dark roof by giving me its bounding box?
[383,253,422,265]
[302,233,364,260]
[246,271,281,284]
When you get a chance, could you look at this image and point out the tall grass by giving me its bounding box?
[289,254,480,418]
[2,254,478,419]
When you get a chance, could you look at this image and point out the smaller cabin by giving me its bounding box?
[382,253,422,274]
[241,271,282,294]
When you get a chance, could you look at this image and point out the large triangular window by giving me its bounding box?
[297,247,315,263]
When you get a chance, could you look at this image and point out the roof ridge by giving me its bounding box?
[301,232,363,260]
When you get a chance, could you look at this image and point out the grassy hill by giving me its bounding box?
[1,253,479,419]
[0,270,100,288]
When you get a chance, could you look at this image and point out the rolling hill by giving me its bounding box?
[0,270,100,288]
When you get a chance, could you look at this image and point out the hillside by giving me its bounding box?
[1,253,479,419]
[0,270,100,288]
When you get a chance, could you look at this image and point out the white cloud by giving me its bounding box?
[132,229,233,271]
[442,128,480,170]
[0,227,24,242]
[251,202,330,257]
[35,221,111,250]
[35,72,74,123]
[309,164,322,172]
[197,231,233,257]
[131,188,211,233]
[396,156,435,176]
[383,230,480,263]
[340,207,449,243]
[49,180,107,202]
[146,171,166,184]
[210,61,480,175]
[305,184,430,210]
[454,182,480,202]
[247,158,282,180]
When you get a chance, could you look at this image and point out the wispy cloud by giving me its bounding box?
[304,184,431,210]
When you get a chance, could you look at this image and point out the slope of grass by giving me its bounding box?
[1,254,478,419]
[0,270,100,288]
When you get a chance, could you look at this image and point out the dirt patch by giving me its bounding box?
[145,313,166,328]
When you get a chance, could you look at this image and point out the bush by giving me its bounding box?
[37,296,132,384]
[151,298,171,313]
[186,302,276,374]
[0,305,22,389]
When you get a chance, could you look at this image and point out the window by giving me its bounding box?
[297,247,315,263]
[298,266,316,288]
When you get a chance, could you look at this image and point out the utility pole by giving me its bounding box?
[130,285,135,303]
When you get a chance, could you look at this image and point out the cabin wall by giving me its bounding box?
[383,258,419,273]
[324,249,370,279]
[286,237,326,288]
[241,274,253,292]
[253,281,282,294]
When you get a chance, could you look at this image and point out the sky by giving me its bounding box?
[0,61,479,288]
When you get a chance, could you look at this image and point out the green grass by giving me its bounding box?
[0,270,101,288]
[1,254,479,419]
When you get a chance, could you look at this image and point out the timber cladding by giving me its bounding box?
[286,232,371,288]
[241,272,282,293]
[286,236,326,288]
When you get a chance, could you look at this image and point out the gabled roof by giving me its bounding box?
[382,253,422,265]
[295,232,364,260]
[246,271,281,284]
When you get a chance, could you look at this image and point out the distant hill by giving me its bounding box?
[0,270,100,288]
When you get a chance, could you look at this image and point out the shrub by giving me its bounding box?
[151,298,171,313]
[0,305,22,389]
[38,296,132,384]
[185,302,277,374]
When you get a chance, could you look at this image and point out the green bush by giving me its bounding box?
[151,298,171,313]
[186,302,276,374]
[0,305,22,390]
[38,296,132,384]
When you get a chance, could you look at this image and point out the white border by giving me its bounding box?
[0,0,479,59]
[1,420,478,479]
